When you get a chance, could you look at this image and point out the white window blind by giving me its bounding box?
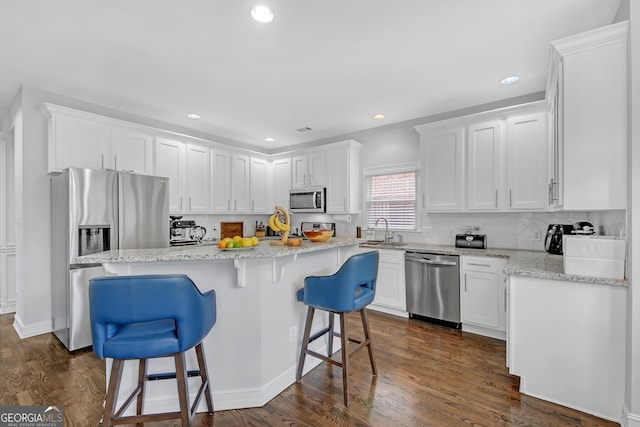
[365,168,417,230]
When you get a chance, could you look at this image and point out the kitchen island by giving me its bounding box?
[76,238,362,413]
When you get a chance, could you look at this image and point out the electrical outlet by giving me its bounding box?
[424,227,433,238]
[533,230,541,241]
[289,326,296,343]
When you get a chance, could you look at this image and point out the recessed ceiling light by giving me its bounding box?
[500,76,520,85]
[265,137,275,142]
[373,114,385,120]
[251,5,274,23]
[187,113,201,120]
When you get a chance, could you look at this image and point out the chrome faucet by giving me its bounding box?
[375,217,391,242]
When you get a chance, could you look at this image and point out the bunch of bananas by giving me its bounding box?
[268,212,290,232]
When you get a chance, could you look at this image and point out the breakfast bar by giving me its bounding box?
[76,238,362,413]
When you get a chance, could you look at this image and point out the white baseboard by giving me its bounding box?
[0,299,16,314]
[368,304,408,318]
[13,314,52,338]
[462,323,506,341]
[622,403,640,427]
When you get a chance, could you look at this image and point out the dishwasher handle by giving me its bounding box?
[406,258,458,267]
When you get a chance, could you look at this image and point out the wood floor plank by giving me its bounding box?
[0,311,618,426]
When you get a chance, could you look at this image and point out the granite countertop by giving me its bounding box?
[74,237,361,264]
[359,242,629,288]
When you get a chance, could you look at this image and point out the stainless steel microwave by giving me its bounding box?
[289,187,326,213]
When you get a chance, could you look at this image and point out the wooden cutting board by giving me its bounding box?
[220,222,243,239]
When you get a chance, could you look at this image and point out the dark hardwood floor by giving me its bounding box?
[0,311,618,427]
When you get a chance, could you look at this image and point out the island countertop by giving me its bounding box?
[74,237,361,264]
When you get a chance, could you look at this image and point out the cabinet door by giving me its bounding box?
[47,114,105,172]
[372,250,406,311]
[291,155,308,188]
[562,36,627,210]
[325,147,349,213]
[273,157,291,210]
[110,127,153,175]
[155,138,186,214]
[185,144,211,213]
[421,127,464,211]
[462,270,501,329]
[250,157,270,213]
[467,121,501,210]
[506,113,547,210]
[308,151,327,186]
[231,154,250,212]
[211,150,231,212]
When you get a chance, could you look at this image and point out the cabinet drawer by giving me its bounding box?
[461,256,503,273]
[378,249,405,264]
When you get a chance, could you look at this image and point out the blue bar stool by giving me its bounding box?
[89,274,216,427]
[295,251,379,405]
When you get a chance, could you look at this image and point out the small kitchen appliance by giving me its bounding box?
[170,216,206,246]
[544,222,595,255]
[455,233,487,249]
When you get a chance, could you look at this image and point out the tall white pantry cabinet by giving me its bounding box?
[0,134,16,314]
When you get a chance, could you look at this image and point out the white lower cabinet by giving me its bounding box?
[460,256,506,340]
[371,250,407,316]
[345,248,407,317]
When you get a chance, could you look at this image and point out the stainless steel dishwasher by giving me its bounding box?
[405,251,461,328]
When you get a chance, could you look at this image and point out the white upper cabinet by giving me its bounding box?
[185,144,211,213]
[231,153,251,213]
[325,140,362,214]
[41,103,152,175]
[250,156,270,213]
[292,151,326,188]
[506,113,548,210]
[467,121,502,210]
[272,156,291,210]
[108,126,153,174]
[416,125,465,211]
[548,21,628,210]
[211,149,231,213]
[154,138,186,214]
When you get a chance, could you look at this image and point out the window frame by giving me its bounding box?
[362,162,420,232]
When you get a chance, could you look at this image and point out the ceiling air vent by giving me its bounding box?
[296,126,312,133]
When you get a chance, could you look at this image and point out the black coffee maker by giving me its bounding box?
[544,222,595,255]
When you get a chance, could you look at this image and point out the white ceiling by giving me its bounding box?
[0,0,622,151]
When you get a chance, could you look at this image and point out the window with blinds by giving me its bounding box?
[365,167,417,230]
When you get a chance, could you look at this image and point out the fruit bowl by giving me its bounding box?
[302,230,334,242]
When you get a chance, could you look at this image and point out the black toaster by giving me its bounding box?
[455,234,487,249]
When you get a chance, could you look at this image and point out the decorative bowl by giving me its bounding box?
[302,229,334,242]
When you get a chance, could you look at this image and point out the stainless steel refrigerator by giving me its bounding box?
[51,168,169,351]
